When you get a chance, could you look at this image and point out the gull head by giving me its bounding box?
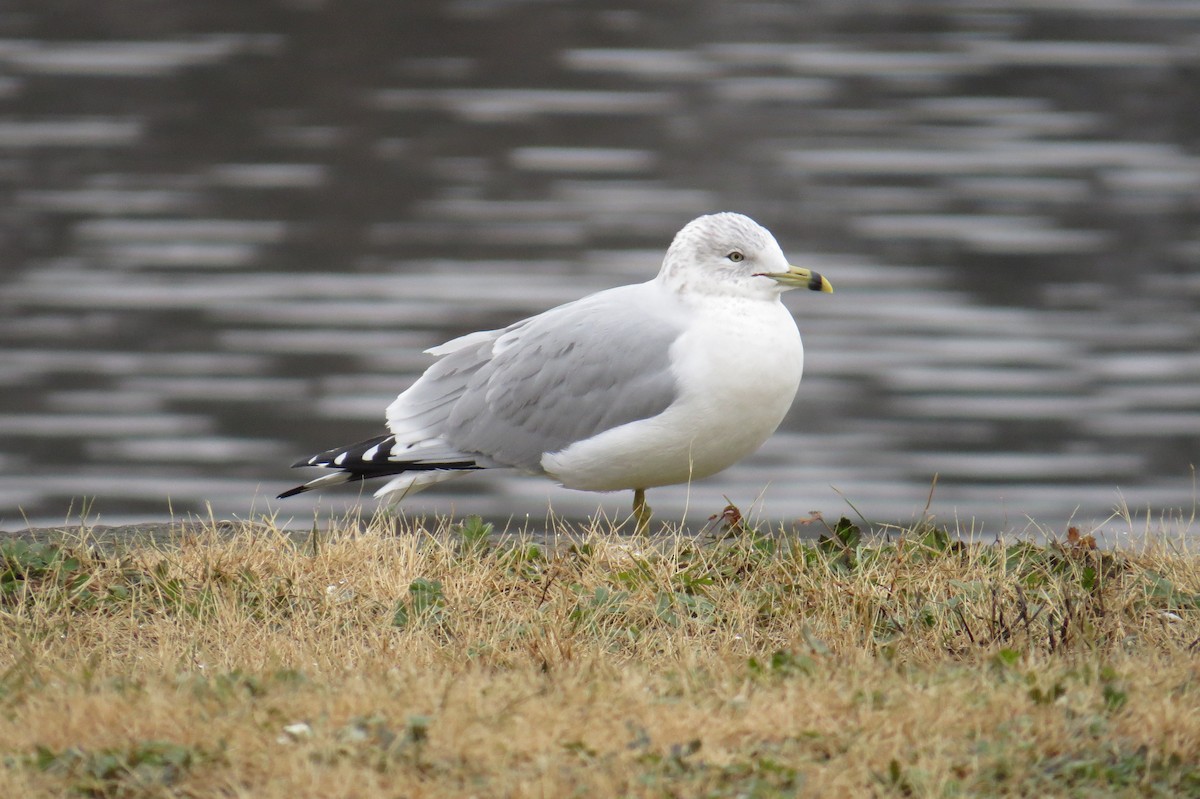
[659,212,833,299]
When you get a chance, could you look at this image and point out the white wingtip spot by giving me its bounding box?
[361,444,380,461]
[333,452,348,466]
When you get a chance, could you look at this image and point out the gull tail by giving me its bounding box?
[277,433,481,499]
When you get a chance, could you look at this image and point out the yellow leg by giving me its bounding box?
[632,488,651,536]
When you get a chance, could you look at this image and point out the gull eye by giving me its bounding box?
[727,251,744,262]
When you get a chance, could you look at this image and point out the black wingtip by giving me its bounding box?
[277,433,483,501]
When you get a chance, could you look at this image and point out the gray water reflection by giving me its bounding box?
[1,1,1198,536]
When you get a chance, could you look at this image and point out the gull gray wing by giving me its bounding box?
[442,283,683,472]
[384,327,500,447]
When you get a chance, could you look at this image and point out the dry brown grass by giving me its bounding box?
[2,510,1198,797]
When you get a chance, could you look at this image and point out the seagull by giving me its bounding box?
[278,212,832,531]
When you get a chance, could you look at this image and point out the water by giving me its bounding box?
[2,1,1198,536]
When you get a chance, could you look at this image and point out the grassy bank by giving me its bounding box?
[2,511,1198,797]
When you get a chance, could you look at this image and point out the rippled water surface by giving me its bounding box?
[2,1,1199,535]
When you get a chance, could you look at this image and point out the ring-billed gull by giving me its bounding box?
[279,212,832,530]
